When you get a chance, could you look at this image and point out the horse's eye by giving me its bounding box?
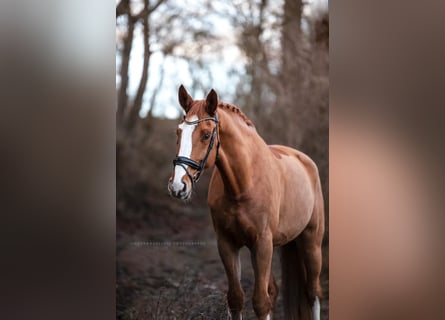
[203,133,211,140]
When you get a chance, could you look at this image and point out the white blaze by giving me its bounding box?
[312,296,320,320]
[172,115,198,191]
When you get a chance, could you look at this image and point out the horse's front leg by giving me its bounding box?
[250,232,273,320]
[217,237,244,320]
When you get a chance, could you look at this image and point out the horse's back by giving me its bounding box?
[269,145,319,177]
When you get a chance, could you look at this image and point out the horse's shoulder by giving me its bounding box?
[208,167,225,207]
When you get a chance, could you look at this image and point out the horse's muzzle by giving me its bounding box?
[168,178,191,200]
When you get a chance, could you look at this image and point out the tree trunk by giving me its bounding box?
[117,11,135,127]
[281,0,302,75]
[126,0,151,131]
[240,0,268,118]
[277,0,303,146]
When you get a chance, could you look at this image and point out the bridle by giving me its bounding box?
[173,113,220,186]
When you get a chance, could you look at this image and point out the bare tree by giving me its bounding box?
[116,0,166,132]
[117,0,133,126]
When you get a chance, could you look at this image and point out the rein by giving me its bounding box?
[173,113,220,186]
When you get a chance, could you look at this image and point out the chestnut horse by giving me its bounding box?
[168,85,325,320]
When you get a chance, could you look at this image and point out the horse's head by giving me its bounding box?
[168,85,220,200]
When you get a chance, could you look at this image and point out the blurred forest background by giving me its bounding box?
[116,0,328,319]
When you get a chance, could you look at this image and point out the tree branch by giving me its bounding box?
[117,10,135,125]
[116,0,130,18]
[148,0,166,14]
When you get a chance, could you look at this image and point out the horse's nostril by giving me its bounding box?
[182,182,187,191]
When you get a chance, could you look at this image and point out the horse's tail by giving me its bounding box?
[281,238,312,320]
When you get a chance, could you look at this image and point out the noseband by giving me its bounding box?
[173,113,220,186]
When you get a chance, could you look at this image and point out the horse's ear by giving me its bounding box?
[178,85,193,112]
[206,89,218,115]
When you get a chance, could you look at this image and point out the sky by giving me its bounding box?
[116,0,328,119]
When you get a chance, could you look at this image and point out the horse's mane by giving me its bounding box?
[187,100,255,129]
[218,102,255,128]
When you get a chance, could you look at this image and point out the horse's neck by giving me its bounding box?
[216,110,269,197]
